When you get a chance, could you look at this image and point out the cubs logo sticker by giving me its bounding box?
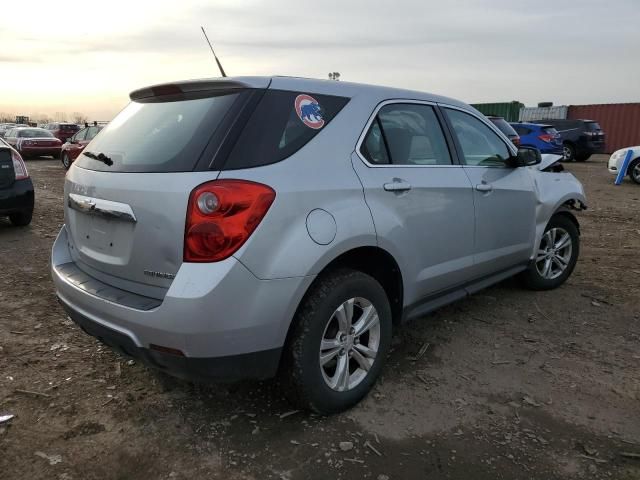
[295,94,325,129]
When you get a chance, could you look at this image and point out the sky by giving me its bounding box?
[1,0,639,122]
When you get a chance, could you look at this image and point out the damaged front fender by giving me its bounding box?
[529,160,587,261]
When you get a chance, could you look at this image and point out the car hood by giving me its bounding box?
[537,154,563,171]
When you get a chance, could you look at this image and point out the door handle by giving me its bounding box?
[475,183,493,192]
[383,181,412,192]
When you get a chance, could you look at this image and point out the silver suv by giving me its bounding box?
[51,76,586,413]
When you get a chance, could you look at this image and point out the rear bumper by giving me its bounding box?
[20,146,61,156]
[0,178,34,215]
[51,226,314,380]
[539,145,564,155]
[60,300,282,381]
[581,140,605,154]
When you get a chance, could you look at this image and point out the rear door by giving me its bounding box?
[352,101,476,303]
[442,107,536,276]
[63,85,258,299]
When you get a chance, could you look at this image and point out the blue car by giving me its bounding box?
[510,122,564,156]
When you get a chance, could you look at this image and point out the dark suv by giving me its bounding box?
[532,119,604,161]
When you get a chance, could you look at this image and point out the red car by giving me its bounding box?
[60,124,103,169]
[3,127,62,159]
[45,122,80,142]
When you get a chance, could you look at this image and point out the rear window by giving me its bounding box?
[223,90,349,170]
[584,122,601,131]
[74,92,242,173]
[489,117,518,137]
[18,129,54,138]
[60,124,79,132]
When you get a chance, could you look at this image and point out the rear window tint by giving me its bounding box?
[585,122,601,131]
[223,90,349,170]
[74,92,242,173]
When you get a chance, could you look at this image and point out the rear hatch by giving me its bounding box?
[541,126,562,146]
[584,121,605,144]
[64,78,268,299]
[0,148,15,189]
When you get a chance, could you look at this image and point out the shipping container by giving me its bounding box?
[519,106,568,122]
[470,101,524,122]
[567,103,640,154]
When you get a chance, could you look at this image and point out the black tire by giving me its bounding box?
[61,152,71,170]
[628,159,640,185]
[575,152,591,162]
[281,269,392,414]
[9,210,32,227]
[520,215,579,291]
[563,143,576,162]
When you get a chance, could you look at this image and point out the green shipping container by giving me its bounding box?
[469,101,524,122]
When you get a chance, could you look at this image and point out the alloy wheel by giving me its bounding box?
[535,227,573,280]
[319,297,380,392]
[632,163,640,183]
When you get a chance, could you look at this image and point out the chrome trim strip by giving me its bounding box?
[68,193,137,223]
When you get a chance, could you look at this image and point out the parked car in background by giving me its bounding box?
[487,116,520,145]
[51,76,586,414]
[45,122,81,143]
[511,122,563,156]
[60,124,104,169]
[0,124,17,138]
[4,127,62,159]
[0,137,34,226]
[531,119,604,161]
[608,147,640,184]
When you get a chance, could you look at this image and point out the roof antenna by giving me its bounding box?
[200,26,227,77]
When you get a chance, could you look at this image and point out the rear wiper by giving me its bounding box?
[82,151,113,166]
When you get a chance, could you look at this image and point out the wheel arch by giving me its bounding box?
[287,246,405,344]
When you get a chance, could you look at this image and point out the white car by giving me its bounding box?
[608,147,640,184]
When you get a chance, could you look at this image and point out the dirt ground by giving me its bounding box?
[1,155,639,480]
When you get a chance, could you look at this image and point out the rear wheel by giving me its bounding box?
[563,143,576,161]
[61,152,71,170]
[281,269,392,414]
[9,210,32,227]
[628,159,640,185]
[520,215,579,290]
[575,152,591,162]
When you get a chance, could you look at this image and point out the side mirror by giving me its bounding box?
[513,146,542,167]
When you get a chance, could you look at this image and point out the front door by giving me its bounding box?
[442,107,536,276]
[352,102,476,305]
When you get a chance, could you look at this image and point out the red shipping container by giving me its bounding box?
[567,103,640,154]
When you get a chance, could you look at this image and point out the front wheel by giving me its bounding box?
[61,152,71,170]
[629,159,640,185]
[520,215,579,290]
[281,269,392,414]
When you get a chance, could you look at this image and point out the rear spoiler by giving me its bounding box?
[129,79,263,101]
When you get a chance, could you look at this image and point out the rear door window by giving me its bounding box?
[74,92,243,173]
[360,103,452,166]
[223,90,349,170]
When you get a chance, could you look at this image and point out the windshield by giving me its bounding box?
[19,129,54,138]
[74,92,242,173]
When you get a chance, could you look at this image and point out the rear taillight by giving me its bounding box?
[512,137,520,146]
[538,134,554,143]
[184,180,276,262]
[11,150,28,180]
